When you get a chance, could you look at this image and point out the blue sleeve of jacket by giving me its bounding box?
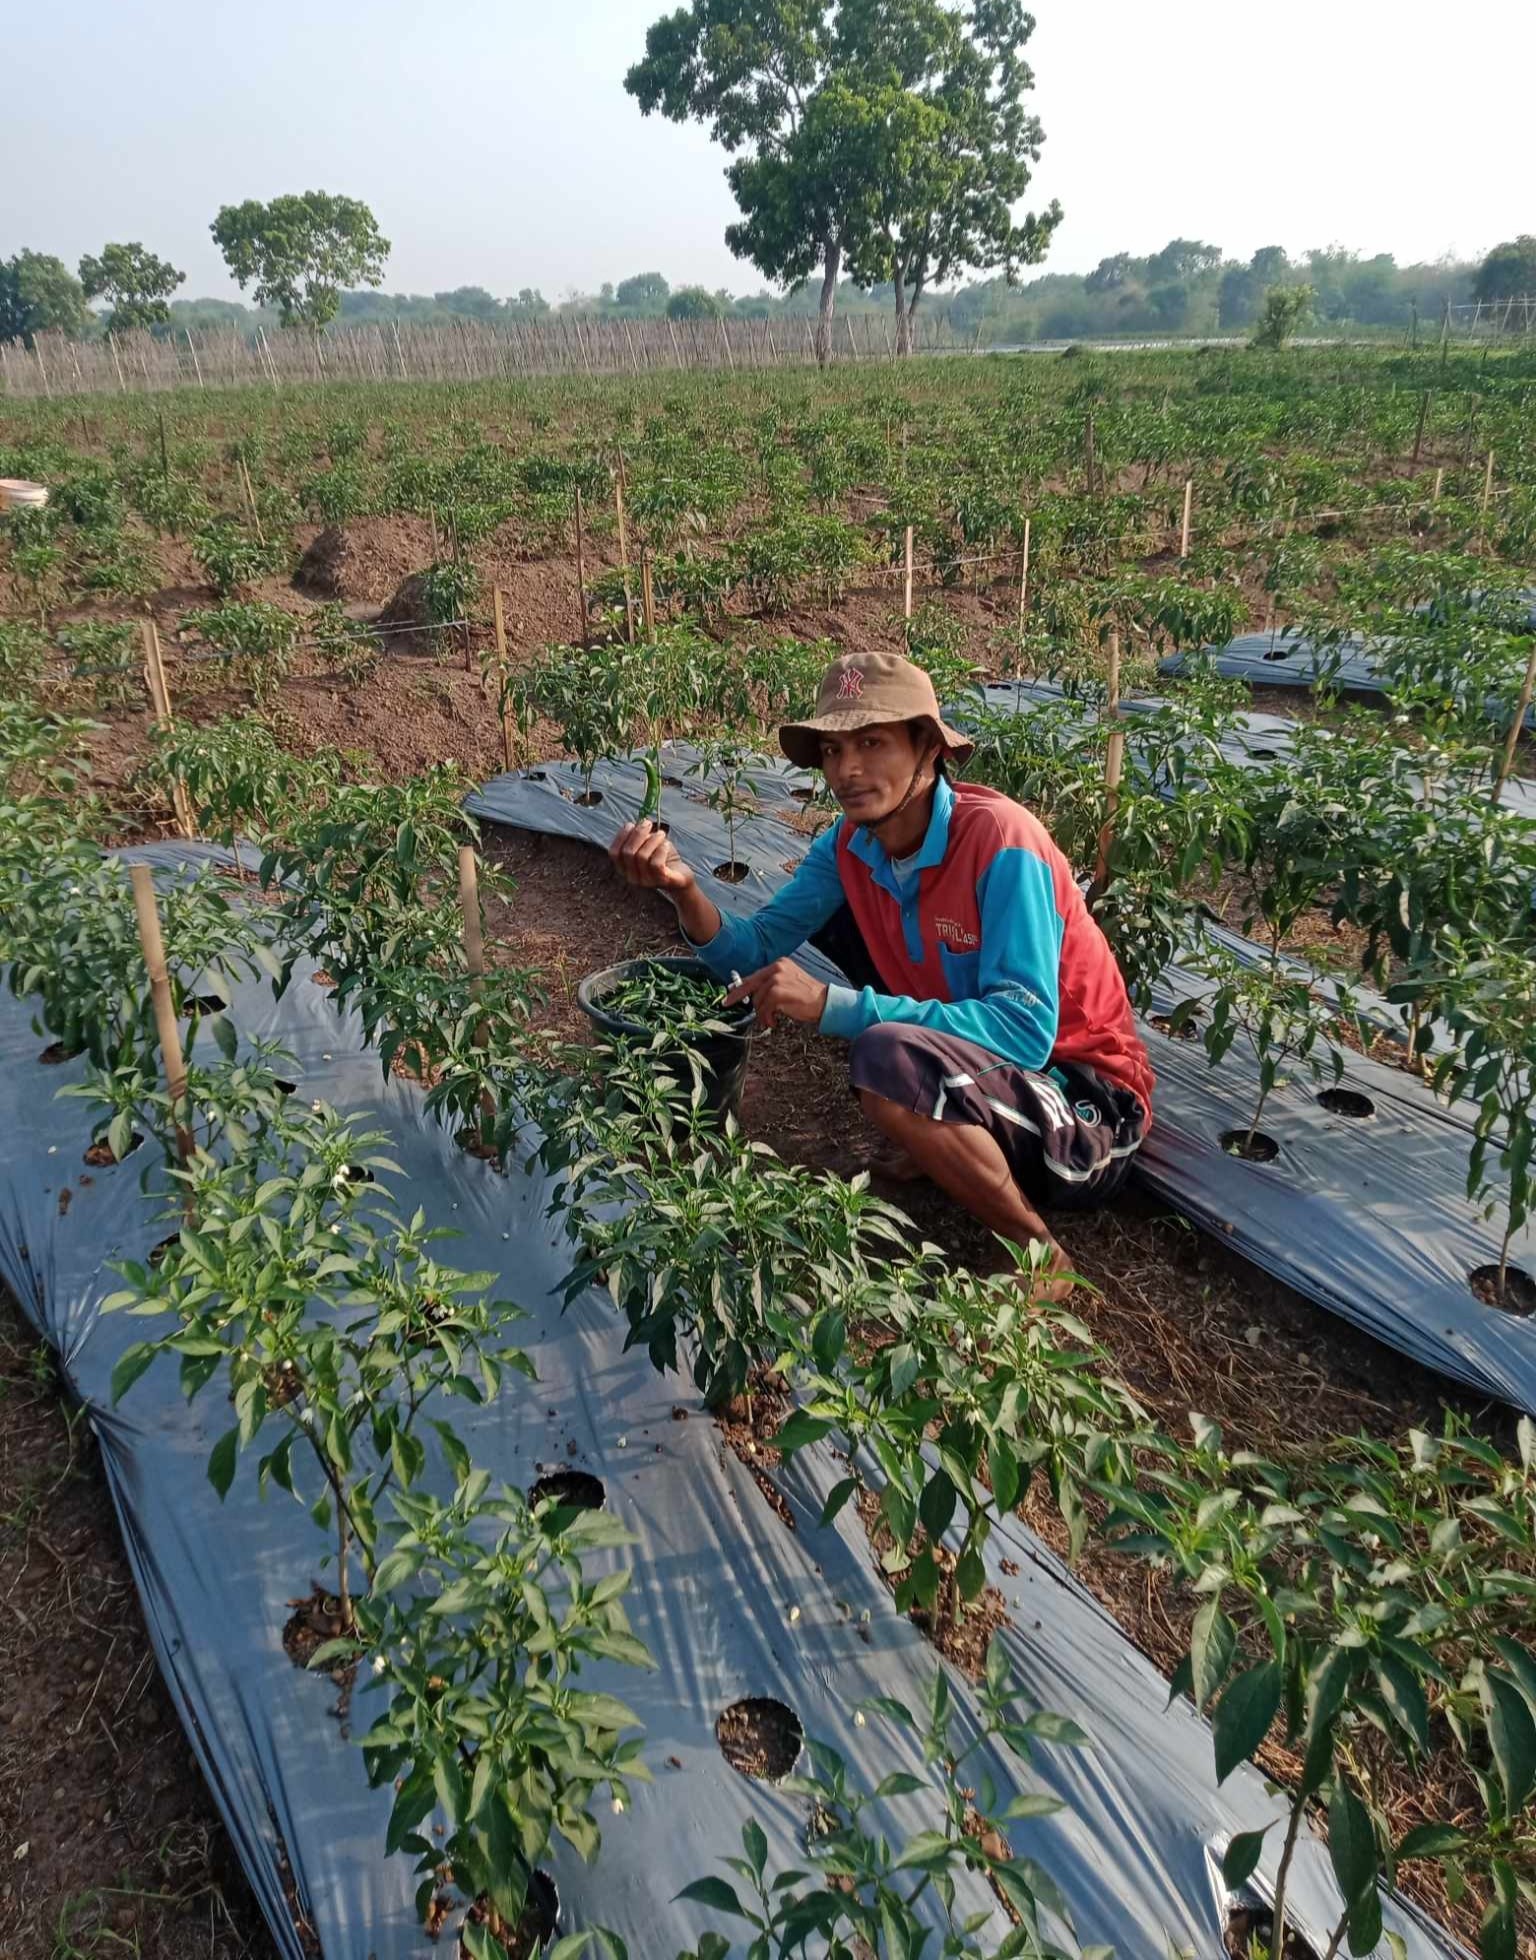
[686,820,847,979]
[818,845,1063,1068]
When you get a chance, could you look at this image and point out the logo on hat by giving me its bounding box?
[837,667,865,699]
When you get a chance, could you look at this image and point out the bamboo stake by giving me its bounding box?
[1084,415,1096,497]
[129,865,194,1165]
[718,315,735,370]
[1017,517,1031,628]
[108,332,126,393]
[1179,478,1194,558]
[1091,632,1124,898]
[493,586,513,771]
[903,524,914,621]
[1481,448,1496,521]
[573,487,589,645]
[1432,467,1445,503]
[614,458,636,643]
[640,554,657,641]
[1411,390,1429,466]
[456,845,497,1148]
[141,621,195,837]
[185,330,205,389]
[1492,637,1536,805]
[238,457,265,542]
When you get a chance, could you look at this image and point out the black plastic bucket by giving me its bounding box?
[575,956,754,1122]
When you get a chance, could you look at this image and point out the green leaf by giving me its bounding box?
[819,1477,858,1528]
[675,1877,748,1918]
[988,1435,1021,1513]
[1481,1669,1536,1812]
[774,1411,830,1457]
[1397,1823,1467,1862]
[1212,1662,1282,1783]
[1221,1829,1268,1888]
[1190,1597,1237,1711]
[1327,1781,1377,1908]
[1479,1898,1516,1960]
[1346,1879,1382,1958]
[110,1341,160,1405]
[207,1426,239,1500]
[919,1470,956,1540]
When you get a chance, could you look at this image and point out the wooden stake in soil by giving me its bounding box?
[1017,516,1031,628]
[129,863,194,1166]
[614,459,636,643]
[1492,636,1536,805]
[1481,448,1496,523]
[1411,390,1429,466]
[1432,467,1445,503]
[140,620,195,838]
[1084,415,1096,497]
[1179,478,1194,559]
[185,330,204,390]
[573,486,589,645]
[493,586,514,772]
[903,524,915,622]
[238,456,265,542]
[640,553,657,641]
[456,845,498,1147]
[1090,631,1124,900]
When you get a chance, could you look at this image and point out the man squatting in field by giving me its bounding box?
[611,651,1153,1297]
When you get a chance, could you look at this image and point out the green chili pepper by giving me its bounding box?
[638,753,662,824]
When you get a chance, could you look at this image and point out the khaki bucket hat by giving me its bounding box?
[778,651,974,771]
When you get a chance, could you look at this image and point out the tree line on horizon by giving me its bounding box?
[3,234,1530,354]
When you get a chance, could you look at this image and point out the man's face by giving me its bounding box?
[818,721,929,821]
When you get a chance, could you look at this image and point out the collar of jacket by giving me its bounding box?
[844,774,956,895]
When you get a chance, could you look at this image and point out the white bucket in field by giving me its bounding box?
[0,479,48,513]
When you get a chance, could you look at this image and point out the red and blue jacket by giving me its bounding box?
[691,776,1155,1116]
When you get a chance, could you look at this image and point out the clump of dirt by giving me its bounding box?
[378,570,445,637]
[293,518,431,604]
[716,1697,804,1781]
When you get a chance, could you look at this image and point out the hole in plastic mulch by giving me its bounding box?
[716,1696,804,1782]
[789,787,815,803]
[572,789,604,808]
[147,1236,180,1268]
[39,1040,83,1065]
[1261,645,1293,662]
[1149,1010,1202,1041]
[523,769,548,782]
[1317,1087,1374,1120]
[1219,1129,1279,1164]
[458,1871,559,1960]
[343,1164,375,1184]
[1246,747,1279,760]
[1225,1904,1320,1960]
[274,1079,297,1096]
[84,1132,143,1167]
[713,860,751,884]
[529,1469,606,1513]
[1469,1264,1536,1316]
[184,993,227,1017]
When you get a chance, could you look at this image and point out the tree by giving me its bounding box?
[626,0,853,362]
[0,250,91,346]
[506,288,550,317]
[841,1,1062,354]
[1250,283,1314,350]
[78,242,185,334]
[666,285,725,320]
[1472,236,1536,309]
[615,270,671,312]
[1085,252,1132,293]
[1146,237,1222,284]
[210,191,390,330]
[431,285,501,321]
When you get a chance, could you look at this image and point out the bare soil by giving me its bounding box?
[715,1697,804,1781]
[0,1291,267,1960]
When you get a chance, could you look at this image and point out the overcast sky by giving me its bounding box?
[4,0,1532,301]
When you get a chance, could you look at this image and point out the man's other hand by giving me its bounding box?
[724,959,829,1031]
